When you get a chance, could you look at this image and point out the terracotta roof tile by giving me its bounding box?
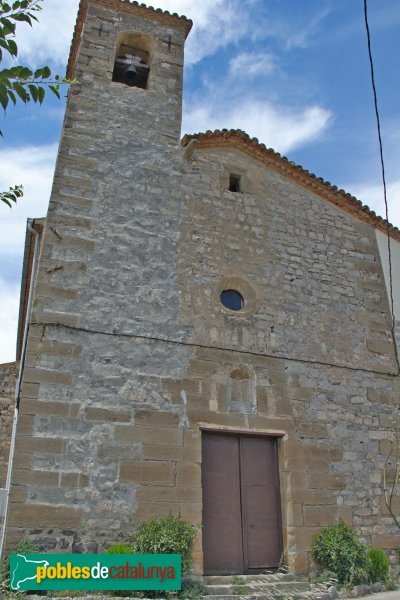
[182,129,400,242]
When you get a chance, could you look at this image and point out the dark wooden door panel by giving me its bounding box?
[202,432,282,574]
[202,432,244,574]
[240,437,283,571]
[242,484,281,568]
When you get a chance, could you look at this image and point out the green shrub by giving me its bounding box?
[105,544,134,597]
[130,513,198,576]
[367,548,390,583]
[351,566,369,585]
[314,569,338,585]
[385,574,398,590]
[179,577,208,599]
[312,520,367,585]
[0,538,40,597]
[106,543,134,554]
[1,592,25,600]
[51,592,86,598]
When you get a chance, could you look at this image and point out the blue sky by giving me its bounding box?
[0,0,399,362]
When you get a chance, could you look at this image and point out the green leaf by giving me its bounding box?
[38,65,50,79]
[12,12,31,24]
[1,77,12,88]
[34,66,50,79]
[0,85,9,111]
[1,20,16,35]
[28,83,38,102]
[8,65,22,77]
[0,184,23,207]
[0,39,9,52]
[12,2,21,9]
[17,66,32,79]
[7,38,18,56]
[0,18,15,33]
[37,85,44,104]
[7,88,16,104]
[12,81,29,102]
[49,84,60,99]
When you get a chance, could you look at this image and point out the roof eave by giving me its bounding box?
[16,218,45,361]
[182,130,400,243]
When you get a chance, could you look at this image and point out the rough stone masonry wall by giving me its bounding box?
[4,0,400,576]
[177,145,397,373]
[0,361,18,542]
[170,145,400,572]
[5,0,194,555]
[0,361,18,488]
[396,320,400,357]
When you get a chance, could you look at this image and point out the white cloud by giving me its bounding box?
[345,180,400,230]
[138,0,252,65]
[282,6,333,50]
[0,143,56,364]
[183,98,332,154]
[0,278,20,363]
[152,0,226,27]
[14,0,80,68]
[0,143,57,260]
[229,51,276,79]
[13,0,251,69]
[8,0,336,74]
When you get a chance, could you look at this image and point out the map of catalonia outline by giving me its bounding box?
[11,554,49,590]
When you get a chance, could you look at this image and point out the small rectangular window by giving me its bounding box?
[229,174,242,193]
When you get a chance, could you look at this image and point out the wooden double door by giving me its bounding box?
[202,432,283,575]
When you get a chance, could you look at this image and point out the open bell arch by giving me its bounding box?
[112,31,155,89]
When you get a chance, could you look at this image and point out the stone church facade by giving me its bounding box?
[1,0,400,575]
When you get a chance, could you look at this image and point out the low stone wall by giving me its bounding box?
[29,596,141,599]
[0,361,18,545]
[0,361,18,487]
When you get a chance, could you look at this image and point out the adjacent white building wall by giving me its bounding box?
[376,230,400,323]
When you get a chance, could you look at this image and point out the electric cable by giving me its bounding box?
[30,321,399,378]
[18,2,400,397]
[363,0,400,372]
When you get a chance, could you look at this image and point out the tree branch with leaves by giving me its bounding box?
[383,425,400,530]
[0,0,74,207]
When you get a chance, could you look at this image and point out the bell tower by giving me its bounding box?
[67,0,192,140]
[3,0,192,554]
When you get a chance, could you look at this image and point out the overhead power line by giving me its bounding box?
[30,321,399,378]
[363,0,399,371]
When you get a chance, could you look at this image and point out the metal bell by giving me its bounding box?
[123,64,138,85]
